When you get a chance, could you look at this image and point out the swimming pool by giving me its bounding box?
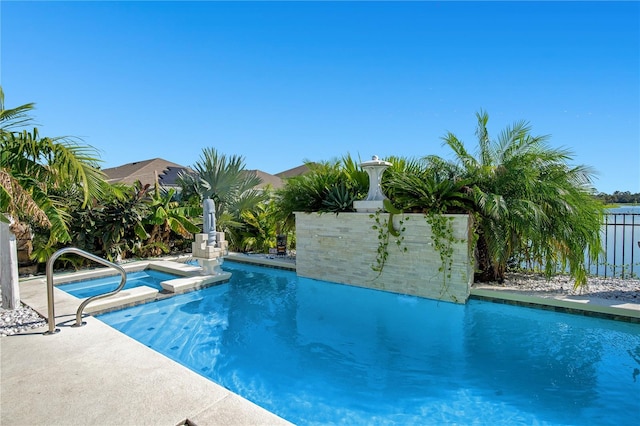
[98,262,640,425]
[58,269,179,298]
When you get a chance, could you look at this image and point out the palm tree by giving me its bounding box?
[0,87,107,306]
[177,147,268,233]
[0,88,48,231]
[433,110,603,286]
[1,87,109,262]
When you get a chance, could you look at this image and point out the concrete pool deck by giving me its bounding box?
[471,284,640,322]
[1,267,293,426]
[2,254,638,425]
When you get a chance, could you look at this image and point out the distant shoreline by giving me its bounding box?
[607,205,640,212]
[605,203,639,207]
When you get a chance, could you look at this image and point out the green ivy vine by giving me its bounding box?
[370,199,408,277]
[424,211,463,301]
[370,201,468,302]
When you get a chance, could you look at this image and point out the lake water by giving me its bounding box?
[593,207,640,278]
[609,206,640,214]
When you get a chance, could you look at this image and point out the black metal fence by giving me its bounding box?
[587,212,640,278]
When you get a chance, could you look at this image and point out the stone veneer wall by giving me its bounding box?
[295,212,474,303]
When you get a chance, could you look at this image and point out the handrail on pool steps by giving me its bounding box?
[45,247,127,335]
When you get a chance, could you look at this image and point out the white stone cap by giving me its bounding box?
[354,200,385,213]
[360,155,392,168]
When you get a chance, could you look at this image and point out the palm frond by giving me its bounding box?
[0,169,51,228]
[0,86,36,131]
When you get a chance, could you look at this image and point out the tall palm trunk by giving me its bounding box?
[474,233,503,283]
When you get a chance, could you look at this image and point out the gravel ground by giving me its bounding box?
[0,303,47,337]
[476,272,640,303]
[2,272,639,337]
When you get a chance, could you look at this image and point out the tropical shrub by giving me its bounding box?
[56,181,149,262]
[227,199,280,253]
[63,181,200,262]
[133,182,201,258]
[275,155,368,230]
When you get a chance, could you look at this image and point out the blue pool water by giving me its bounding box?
[58,270,178,298]
[98,262,640,425]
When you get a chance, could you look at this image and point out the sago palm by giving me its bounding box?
[275,156,367,228]
[384,156,474,214]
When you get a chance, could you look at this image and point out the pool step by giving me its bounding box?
[161,272,232,293]
[84,286,159,313]
[82,273,233,314]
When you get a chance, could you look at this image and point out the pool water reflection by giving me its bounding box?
[98,262,640,425]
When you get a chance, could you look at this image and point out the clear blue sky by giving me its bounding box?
[1,1,638,194]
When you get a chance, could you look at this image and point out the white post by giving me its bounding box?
[0,220,20,309]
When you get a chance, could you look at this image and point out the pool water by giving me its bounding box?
[98,262,640,425]
[58,270,179,298]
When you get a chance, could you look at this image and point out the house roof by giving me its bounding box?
[275,164,312,178]
[103,158,310,191]
[246,170,284,190]
[102,158,191,187]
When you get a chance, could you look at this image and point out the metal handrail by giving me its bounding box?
[45,247,127,335]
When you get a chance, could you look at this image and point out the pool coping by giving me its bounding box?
[470,287,640,323]
[225,252,297,270]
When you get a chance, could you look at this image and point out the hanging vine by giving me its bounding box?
[370,199,408,278]
[370,201,469,302]
[424,211,460,300]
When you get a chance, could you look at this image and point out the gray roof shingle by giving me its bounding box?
[102,158,191,187]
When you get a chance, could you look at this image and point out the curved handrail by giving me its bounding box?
[45,247,127,335]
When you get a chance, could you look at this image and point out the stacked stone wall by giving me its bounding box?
[295,212,474,303]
